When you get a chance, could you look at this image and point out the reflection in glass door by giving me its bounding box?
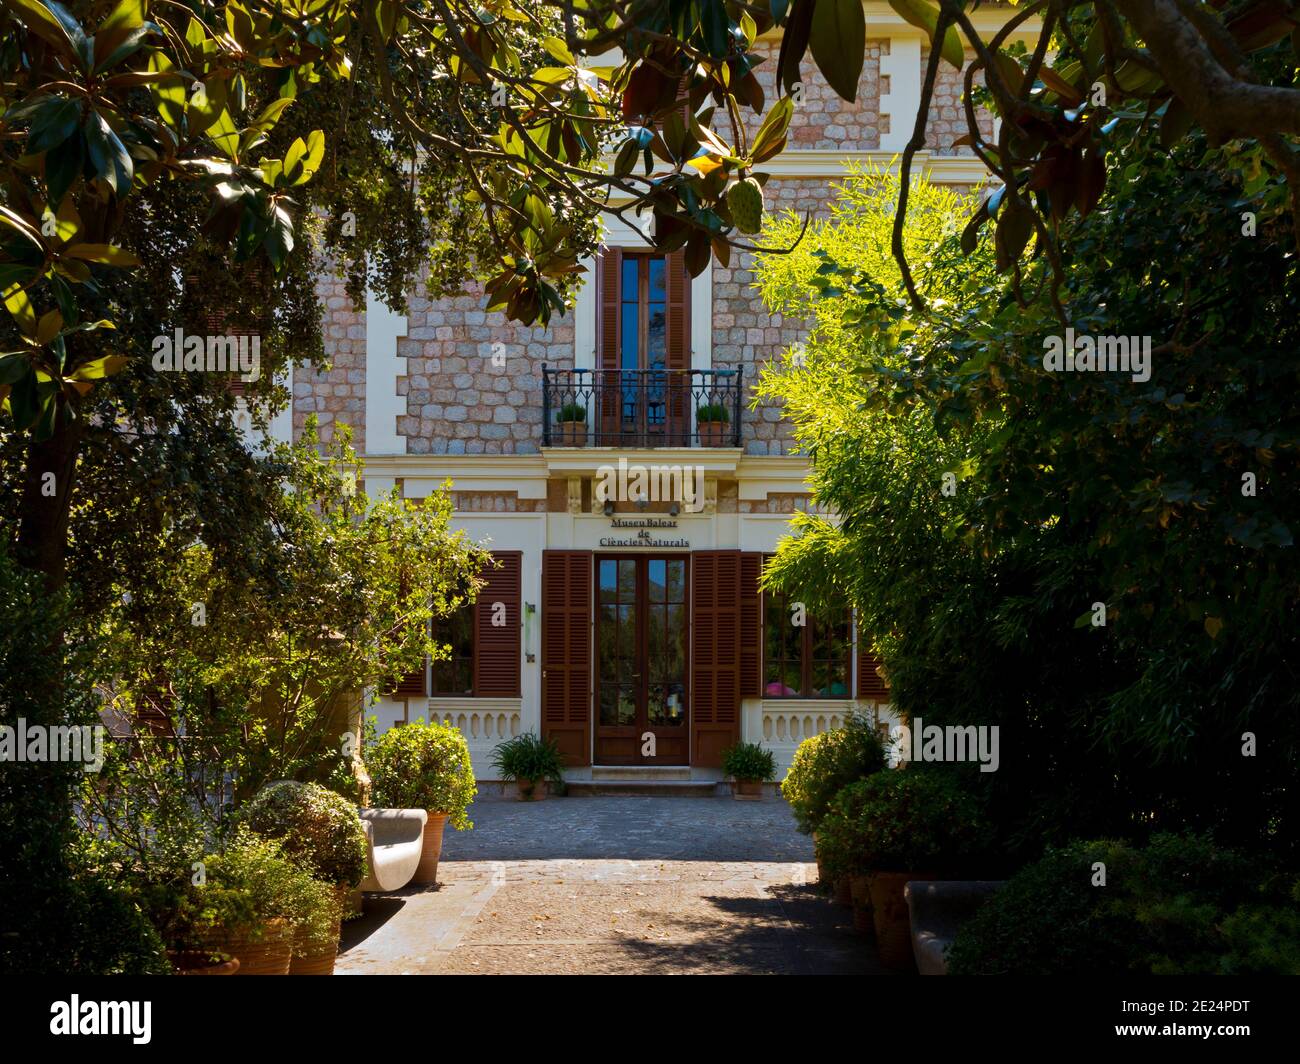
[595,555,689,765]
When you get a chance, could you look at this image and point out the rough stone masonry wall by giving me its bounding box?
[396,282,575,455]
[294,272,367,452]
[742,37,885,151]
[923,47,994,155]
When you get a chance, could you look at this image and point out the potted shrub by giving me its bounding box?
[695,402,731,446]
[555,402,587,446]
[491,731,565,801]
[780,715,885,893]
[721,741,776,799]
[367,718,476,886]
[145,829,337,976]
[244,781,369,974]
[824,770,988,970]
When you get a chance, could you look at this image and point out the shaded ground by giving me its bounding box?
[337,794,891,975]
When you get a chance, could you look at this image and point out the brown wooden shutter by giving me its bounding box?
[692,550,742,766]
[541,550,592,766]
[596,248,622,443]
[739,552,763,699]
[857,628,890,702]
[474,551,522,697]
[387,666,427,698]
[665,249,691,444]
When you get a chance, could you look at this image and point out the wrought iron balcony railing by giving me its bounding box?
[542,366,743,448]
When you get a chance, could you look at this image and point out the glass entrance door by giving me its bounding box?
[594,555,689,765]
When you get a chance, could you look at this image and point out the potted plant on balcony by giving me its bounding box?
[244,781,369,974]
[555,402,587,446]
[491,731,565,800]
[721,741,776,799]
[696,402,731,446]
[367,718,476,886]
[828,769,989,970]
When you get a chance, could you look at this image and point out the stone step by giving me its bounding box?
[565,780,723,798]
[589,765,692,781]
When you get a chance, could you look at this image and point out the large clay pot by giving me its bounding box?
[869,871,938,970]
[517,778,547,801]
[413,811,450,885]
[849,874,873,936]
[833,875,854,907]
[731,780,763,800]
[556,421,586,446]
[288,885,348,975]
[201,920,292,976]
[697,420,729,447]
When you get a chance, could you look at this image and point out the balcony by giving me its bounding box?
[542,366,743,448]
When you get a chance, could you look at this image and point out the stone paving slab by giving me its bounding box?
[336,796,893,976]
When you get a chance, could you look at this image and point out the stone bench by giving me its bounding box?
[358,808,428,893]
[905,880,1005,975]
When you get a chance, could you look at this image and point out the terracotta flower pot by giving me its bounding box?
[697,420,729,447]
[849,874,873,936]
[517,778,547,801]
[731,779,763,800]
[288,885,348,975]
[412,811,450,885]
[168,950,240,976]
[868,871,938,971]
[556,420,586,446]
[833,875,854,907]
[200,920,292,976]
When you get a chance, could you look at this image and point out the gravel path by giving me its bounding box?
[337,794,893,976]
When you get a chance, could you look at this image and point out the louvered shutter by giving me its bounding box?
[857,629,890,702]
[739,552,763,699]
[596,248,622,444]
[665,250,691,444]
[541,550,592,765]
[692,551,742,766]
[474,552,521,697]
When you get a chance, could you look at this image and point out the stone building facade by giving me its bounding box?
[260,4,1030,783]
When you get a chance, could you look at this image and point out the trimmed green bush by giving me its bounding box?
[491,731,565,784]
[695,402,730,423]
[948,833,1300,975]
[244,780,368,887]
[367,718,476,829]
[556,402,587,422]
[721,741,777,782]
[780,714,885,834]
[817,769,989,877]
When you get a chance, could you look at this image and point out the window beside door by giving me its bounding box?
[762,589,851,699]
[431,605,474,696]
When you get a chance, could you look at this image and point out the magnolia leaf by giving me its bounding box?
[810,0,865,102]
[888,0,964,70]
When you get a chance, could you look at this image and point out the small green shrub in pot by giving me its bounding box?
[556,402,587,423]
[721,742,776,782]
[948,834,1300,976]
[817,769,989,879]
[695,402,731,423]
[367,718,476,829]
[491,731,565,799]
[244,780,368,888]
[781,714,886,835]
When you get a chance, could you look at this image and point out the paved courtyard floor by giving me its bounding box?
[337,793,892,975]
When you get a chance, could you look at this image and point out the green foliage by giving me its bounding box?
[244,781,368,888]
[367,718,476,829]
[556,402,587,423]
[695,402,730,423]
[817,769,990,877]
[721,741,776,782]
[135,827,339,960]
[780,714,885,835]
[755,154,1299,863]
[490,731,565,784]
[948,834,1300,976]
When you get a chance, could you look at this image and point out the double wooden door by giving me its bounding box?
[594,555,690,764]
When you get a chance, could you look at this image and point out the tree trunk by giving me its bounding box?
[17,412,82,589]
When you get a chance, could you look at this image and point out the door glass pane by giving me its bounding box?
[666,560,685,603]
[599,559,617,603]
[648,559,666,603]
[648,682,685,726]
[617,558,636,599]
[647,257,665,301]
